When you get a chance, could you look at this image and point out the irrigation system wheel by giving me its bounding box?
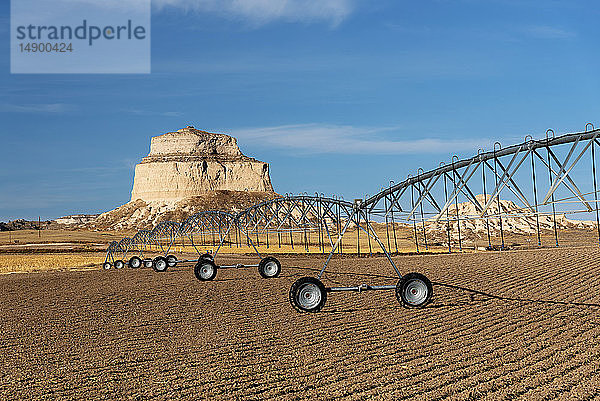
[143,258,153,269]
[128,256,142,269]
[289,277,327,313]
[166,255,178,268]
[153,256,168,272]
[102,262,112,270]
[200,252,214,261]
[396,273,433,308]
[194,259,217,281]
[114,260,125,269]
[258,256,281,279]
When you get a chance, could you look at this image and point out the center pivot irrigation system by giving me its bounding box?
[106,124,600,313]
[104,210,282,280]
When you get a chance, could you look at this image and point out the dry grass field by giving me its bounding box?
[1,225,596,270]
[3,225,594,275]
[1,244,600,399]
[0,252,104,274]
[0,229,131,247]
[0,230,128,273]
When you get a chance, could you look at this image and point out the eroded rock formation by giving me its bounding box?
[130,126,273,202]
[425,194,595,240]
[88,190,278,231]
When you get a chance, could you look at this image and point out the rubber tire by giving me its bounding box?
[114,260,125,269]
[103,262,112,270]
[128,256,142,269]
[200,252,214,261]
[289,277,327,313]
[166,254,178,268]
[395,272,433,308]
[143,259,153,269]
[258,256,281,279]
[153,256,168,272]
[194,259,218,281]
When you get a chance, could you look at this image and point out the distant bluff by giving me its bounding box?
[80,127,276,230]
[130,126,274,202]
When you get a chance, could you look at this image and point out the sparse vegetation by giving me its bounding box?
[0,252,104,274]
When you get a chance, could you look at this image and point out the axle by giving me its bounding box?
[327,284,396,292]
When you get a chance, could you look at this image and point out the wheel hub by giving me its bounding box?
[298,284,321,309]
[404,279,428,306]
[200,265,212,279]
[264,261,277,276]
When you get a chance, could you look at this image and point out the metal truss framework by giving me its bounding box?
[286,124,600,312]
[236,195,356,253]
[105,197,368,264]
[358,124,600,254]
[106,124,600,280]
[105,211,238,264]
[102,123,600,315]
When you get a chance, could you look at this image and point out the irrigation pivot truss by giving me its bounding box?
[361,124,600,251]
[290,123,600,312]
[104,123,600,313]
[235,194,357,254]
[104,196,362,275]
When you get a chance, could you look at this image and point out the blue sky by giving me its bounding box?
[1,0,599,221]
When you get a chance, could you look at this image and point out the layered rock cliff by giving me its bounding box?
[130,126,273,202]
[424,194,595,241]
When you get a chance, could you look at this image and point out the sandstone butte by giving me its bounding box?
[130,126,274,202]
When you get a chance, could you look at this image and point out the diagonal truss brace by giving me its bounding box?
[542,133,598,209]
[433,158,483,222]
[479,146,534,216]
[533,149,592,211]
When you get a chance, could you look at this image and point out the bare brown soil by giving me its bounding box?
[2,247,600,400]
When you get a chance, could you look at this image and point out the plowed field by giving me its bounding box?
[2,247,600,399]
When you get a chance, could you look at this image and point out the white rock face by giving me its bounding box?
[149,129,242,158]
[54,214,98,226]
[426,194,595,238]
[131,127,274,202]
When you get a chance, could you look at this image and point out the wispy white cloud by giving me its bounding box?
[162,111,184,117]
[0,103,73,113]
[231,124,493,155]
[152,50,499,79]
[125,109,184,117]
[153,0,355,27]
[524,25,575,39]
